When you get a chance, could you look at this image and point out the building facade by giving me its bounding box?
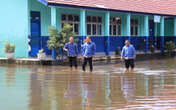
[0,0,176,58]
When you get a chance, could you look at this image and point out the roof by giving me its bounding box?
[40,0,176,16]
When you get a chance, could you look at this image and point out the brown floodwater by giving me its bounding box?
[1,58,176,110]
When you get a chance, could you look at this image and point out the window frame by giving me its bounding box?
[130,19,138,36]
[86,16,102,36]
[61,14,80,35]
[109,17,122,36]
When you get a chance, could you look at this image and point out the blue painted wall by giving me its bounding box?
[0,0,29,58]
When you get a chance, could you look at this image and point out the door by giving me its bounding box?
[29,11,41,57]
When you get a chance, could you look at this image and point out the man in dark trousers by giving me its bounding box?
[64,37,78,71]
[121,40,136,73]
[82,36,96,72]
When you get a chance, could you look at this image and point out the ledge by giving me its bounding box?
[0,52,174,65]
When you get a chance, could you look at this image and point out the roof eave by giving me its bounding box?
[41,1,176,17]
[38,0,48,6]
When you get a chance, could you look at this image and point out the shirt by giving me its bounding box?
[82,42,96,57]
[64,42,78,57]
[121,44,136,59]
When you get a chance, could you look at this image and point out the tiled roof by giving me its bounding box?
[44,0,176,16]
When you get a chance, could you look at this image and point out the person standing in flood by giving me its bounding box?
[82,36,96,72]
[121,40,136,73]
[64,37,78,71]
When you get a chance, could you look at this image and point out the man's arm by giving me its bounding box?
[63,43,68,52]
[92,43,96,56]
[75,44,79,56]
[133,46,136,60]
[81,44,85,56]
[121,47,125,60]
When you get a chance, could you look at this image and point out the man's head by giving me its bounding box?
[83,39,87,43]
[86,36,91,43]
[69,37,74,43]
[125,40,130,46]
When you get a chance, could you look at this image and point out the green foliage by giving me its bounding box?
[165,41,176,56]
[47,24,76,52]
[3,41,15,53]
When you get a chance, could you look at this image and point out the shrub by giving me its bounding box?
[47,24,76,53]
[165,41,176,56]
[4,41,15,53]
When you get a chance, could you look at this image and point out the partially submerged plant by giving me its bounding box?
[165,41,176,56]
[4,41,15,53]
[38,49,44,54]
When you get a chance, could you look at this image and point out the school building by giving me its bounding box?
[1,0,176,58]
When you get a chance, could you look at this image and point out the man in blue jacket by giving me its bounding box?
[64,37,78,71]
[121,40,136,73]
[82,36,96,72]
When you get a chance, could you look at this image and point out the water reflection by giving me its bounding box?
[1,58,176,110]
[5,66,16,87]
[121,73,136,101]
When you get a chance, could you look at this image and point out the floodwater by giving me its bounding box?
[1,58,176,110]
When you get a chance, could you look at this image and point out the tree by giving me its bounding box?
[47,24,76,59]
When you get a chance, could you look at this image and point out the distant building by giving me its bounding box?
[0,0,176,58]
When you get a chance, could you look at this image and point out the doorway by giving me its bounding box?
[29,11,41,57]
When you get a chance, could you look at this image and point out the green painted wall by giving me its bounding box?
[0,0,29,58]
[30,0,51,36]
[165,19,174,36]
[156,23,161,36]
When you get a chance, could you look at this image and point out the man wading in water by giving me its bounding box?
[121,40,136,73]
[81,36,96,72]
[64,37,78,71]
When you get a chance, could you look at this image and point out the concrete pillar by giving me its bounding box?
[174,18,176,36]
[160,16,165,52]
[138,17,141,36]
[126,14,131,36]
[154,23,158,37]
[51,7,57,59]
[174,18,176,44]
[121,15,125,36]
[80,9,86,39]
[105,12,110,56]
[51,7,57,27]
[144,15,149,53]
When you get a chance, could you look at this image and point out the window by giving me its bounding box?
[109,17,121,36]
[87,24,91,35]
[61,14,66,21]
[61,14,80,35]
[97,24,102,35]
[131,19,138,36]
[86,16,102,35]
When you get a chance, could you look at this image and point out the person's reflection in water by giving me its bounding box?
[64,74,82,110]
[121,73,136,101]
[82,73,97,109]
[109,75,125,104]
